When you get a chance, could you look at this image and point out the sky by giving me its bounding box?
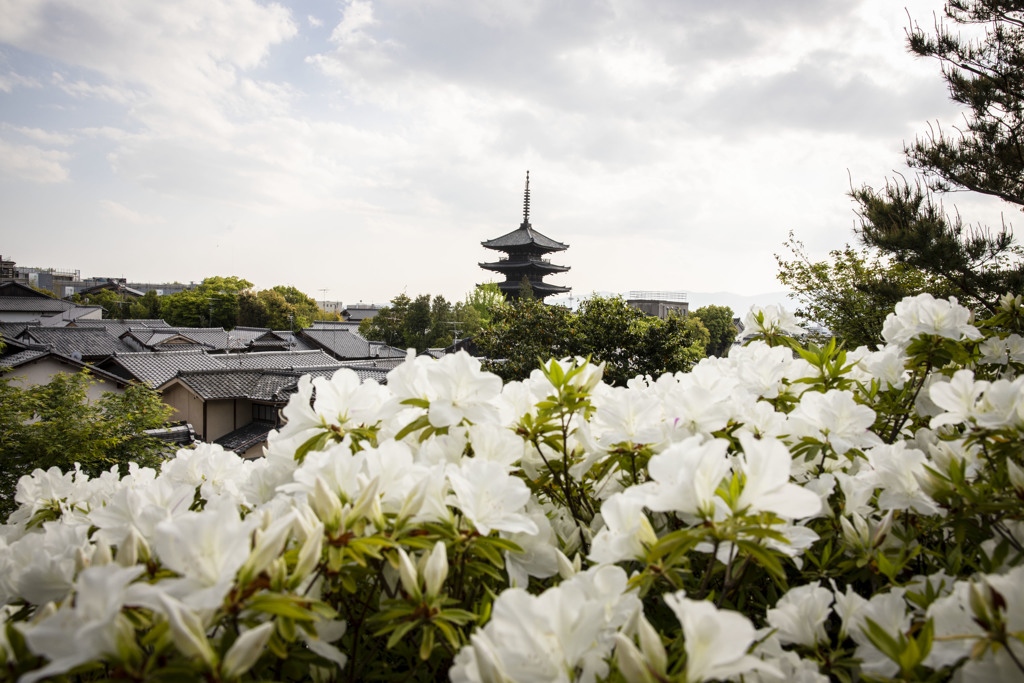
[0,0,1015,308]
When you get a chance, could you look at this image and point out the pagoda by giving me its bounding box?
[480,172,571,300]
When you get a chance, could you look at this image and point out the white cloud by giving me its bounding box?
[98,199,165,225]
[308,15,324,28]
[0,69,41,92]
[3,124,75,146]
[0,137,70,182]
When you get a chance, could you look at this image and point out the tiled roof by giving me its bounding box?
[0,322,36,342]
[0,349,48,368]
[125,327,232,350]
[19,327,131,359]
[342,307,379,322]
[0,350,132,387]
[75,320,169,337]
[299,328,378,360]
[38,307,103,326]
[0,297,76,313]
[214,350,342,371]
[172,368,302,402]
[310,320,362,331]
[214,420,276,456]
[272,332,316,351]
[104,349,227,387]
[481,223,569,252]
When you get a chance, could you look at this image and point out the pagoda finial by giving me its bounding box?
[523,170,531,225]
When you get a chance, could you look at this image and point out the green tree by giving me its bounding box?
[465,283,504,327]
[360,293,463,351]
[690,304,737,357]
[272,285,320,328]
[475,295,710,385]
[129,290,163,319]
[854,1,1024,312]
[776,233,957,349]
[474,297,574,381]
[161,276,252,328]
[80,288,132,319]
[0,371,173,521]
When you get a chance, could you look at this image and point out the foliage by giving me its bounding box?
[128,290,162,320]
[161,276,253,328]
[2,292,1023,682]
[0,371,173,521]
[904,0,1024,206]
[464,283,504,328]
[475,295,710,385]
[854,1,1024,312]
[689,304,737,357]
[77,288,133,319]
[777,231,958,349]
[360,292,484,352]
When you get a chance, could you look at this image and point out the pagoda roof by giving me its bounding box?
[481,223,569,252]
[496,280,571,297]
[482,171,569,253]
[479,258,570,274]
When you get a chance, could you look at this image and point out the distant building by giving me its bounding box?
[480,172,571,301]
[626,291,689,319]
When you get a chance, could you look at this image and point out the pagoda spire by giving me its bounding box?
[522,170,531,226]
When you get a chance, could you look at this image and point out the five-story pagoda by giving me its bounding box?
[480,172,571,300]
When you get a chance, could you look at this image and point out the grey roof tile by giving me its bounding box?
[299,328,378,359]
[481,223,569,252]
[19,327,131,359]
[105,349,227,387]
[214,420,276,456]
[214,350,342,371]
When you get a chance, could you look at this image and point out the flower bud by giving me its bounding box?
[395,548,420,599]
[1008,459,1024,495]
[422,541,448,598]
[636,615,666,675]
[311,477,342,530]
[221,622,275,680]
[614,633,654,683]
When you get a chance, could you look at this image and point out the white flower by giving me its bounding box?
[787,389,881,455]
[978,333,1024,365]
[638,435,731,517]
[221,621,275,679]
[847,588,912,678]
[450,566,639,683]
[665,591,775,682]
[881,293,981,346]
[425,352,503,428]
[739,304,803,339]
[733,433,822,520]
[589,492,656,564]
[766,582,834,647]
[150,505,255,610]
[929,369,987,429]
[18,565,145,683]
[447,459,537,536]
[860,442,942,515]
[851,345,908,390]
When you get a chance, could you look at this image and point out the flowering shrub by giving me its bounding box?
[1,292,1023,682]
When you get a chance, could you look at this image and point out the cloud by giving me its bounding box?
[308,15,324,28]
[0,68,41,92]
[3,123,75,145]
[0,137,70,182]
[98,199,165,225]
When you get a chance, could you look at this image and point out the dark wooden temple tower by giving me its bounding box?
[479,172,571,301]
